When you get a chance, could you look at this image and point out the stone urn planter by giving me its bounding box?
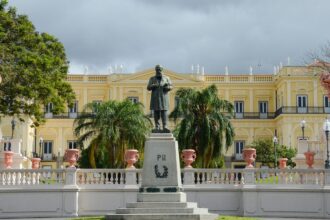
[279,158,288,169]
[181,149,196,168]
[243,148,256,168]
[124,149,139,169]
[304,151,315,168]
[4,151,14,169]
[31,158,41,169]
[64,149,80,168]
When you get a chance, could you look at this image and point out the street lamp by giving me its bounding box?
[300,119,306,140]
[273,136,278,169]
[323,119,330,169]
[39,137,43,159]
[11,118,16,139]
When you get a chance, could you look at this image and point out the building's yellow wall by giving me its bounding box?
[2,66,328,168]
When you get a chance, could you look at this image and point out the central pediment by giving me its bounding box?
[110,68,202,83]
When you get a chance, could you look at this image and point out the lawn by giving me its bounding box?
[71,215,258,220]
[217,216,258,220]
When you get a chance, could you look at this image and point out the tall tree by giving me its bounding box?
[74,100,152,168]
[0,0,75,124]
[170,85,235,168]
[251,138,297,167]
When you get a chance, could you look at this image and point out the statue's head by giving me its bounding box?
[155,65,163,78]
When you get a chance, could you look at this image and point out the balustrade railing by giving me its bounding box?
[255,168,325,186]
[0,169,65,186]
[0,168,327,187]
[188,169,243,185]
[76,169,142,185]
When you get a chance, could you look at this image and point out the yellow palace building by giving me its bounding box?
[0,64,328,169]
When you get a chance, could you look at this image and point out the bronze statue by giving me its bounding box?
[147,65,173,133]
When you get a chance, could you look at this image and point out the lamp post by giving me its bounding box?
[11,118,16,139]
[273,136,278,169]
[300,119,306,140]
[39,137,43,160]
[323,119,330,169]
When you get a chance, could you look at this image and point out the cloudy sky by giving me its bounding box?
[7,0,330,74]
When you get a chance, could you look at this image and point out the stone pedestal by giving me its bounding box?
[106,133,217,220]
[140,133,182,192]
[0,138,27,169]
[294,139,324,168]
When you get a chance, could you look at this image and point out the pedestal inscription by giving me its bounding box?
[141,133,182,192]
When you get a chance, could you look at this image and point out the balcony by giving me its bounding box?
[44,112,81,119]
[45,106,329,120]
[275,106,329,116]
[234,112,276,119]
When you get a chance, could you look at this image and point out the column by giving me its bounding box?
[225,89,229,101]
[113,86,117,100]
[313,80,318,106]
[286,81,291,106]
[83,88,88,106]
[249,89,253,112]
[58,127,63,156]
[119,87,123,100]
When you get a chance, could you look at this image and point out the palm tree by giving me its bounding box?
[170,85,235,168]
[74,99,152,168]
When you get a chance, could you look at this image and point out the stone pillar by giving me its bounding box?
[65,168,77,185]
[125,169,138,185]
[63,168,78,217]
[243,169,255,185]
[294,139,308,168]
[183,169,195,185]
[0,138,28,169]
[325,169,330,186]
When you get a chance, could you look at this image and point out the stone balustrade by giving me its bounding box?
[0,169,66,186]
[0,168,330,219]
[1,168,327,187]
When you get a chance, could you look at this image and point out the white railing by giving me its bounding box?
[0,168,327,187]
[186,169,243,185]
[184,168,325,186]
[0,169,65,186]
[255,168,325,186]
[76,169,142,185]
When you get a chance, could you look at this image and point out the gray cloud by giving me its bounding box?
[8,0,330,74]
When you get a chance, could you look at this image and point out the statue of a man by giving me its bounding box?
[147,65,173,133]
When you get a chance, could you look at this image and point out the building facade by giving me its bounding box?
[1,65,328,169]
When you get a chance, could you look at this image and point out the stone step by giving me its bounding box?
[126,202,198,209]
[116,207,209,214]
[105,213,219,220]
[137,192,186,202]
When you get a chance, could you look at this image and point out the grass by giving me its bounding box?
[71,217,105,220]
[70,215,258,220]
[218,216,259,220]
[256,175,279,184]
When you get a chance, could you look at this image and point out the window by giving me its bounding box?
[69,101,78,118]
[44,103,53,118]
[3,137,11,151]
[127,97,139,104]
[43,141,53,161]
[235,141,245,160]
[297,95,307,113]
[234,101,244,118]
[324,96,330,113]
[69,101,78,113]
[45,102,53,113]
[259,101,268,119]
[68,141,78,149]
[92,100,102,112]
